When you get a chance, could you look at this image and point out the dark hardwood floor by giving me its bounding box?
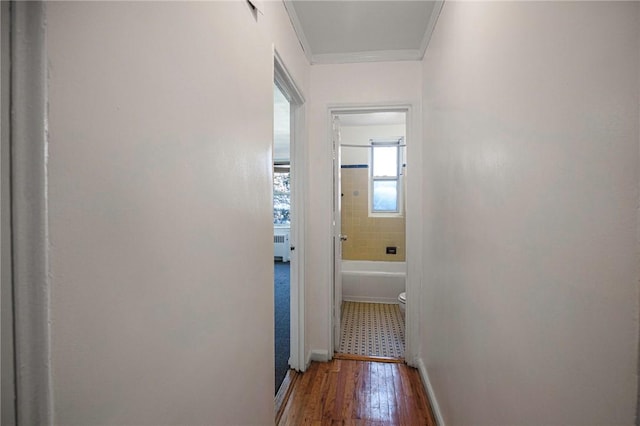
[277,358,436,425]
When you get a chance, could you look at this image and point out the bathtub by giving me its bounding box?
[341,260,406,304]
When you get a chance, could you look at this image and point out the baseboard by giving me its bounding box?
[417,357,445,426]
[342,296,399,304]
[305,349,330,369]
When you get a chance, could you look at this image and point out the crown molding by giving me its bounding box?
[311,49,423,65]
[283,0,313,64]
[418,0,445,59]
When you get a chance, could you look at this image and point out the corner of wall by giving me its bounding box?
[306,349,330,369]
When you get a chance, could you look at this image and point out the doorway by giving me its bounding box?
[273,53,305,396]
[273,82,291,393]
[331,108,409,361]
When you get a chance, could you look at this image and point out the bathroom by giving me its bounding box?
[335,110,407,360]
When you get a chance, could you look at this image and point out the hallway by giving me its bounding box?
[3,1,638,424]
[277,359,435,425]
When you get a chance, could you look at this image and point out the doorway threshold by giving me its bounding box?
[333,352,404,364]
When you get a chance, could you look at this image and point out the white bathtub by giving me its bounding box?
[341,260,406,304]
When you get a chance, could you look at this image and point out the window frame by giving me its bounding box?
[368,137,404,217]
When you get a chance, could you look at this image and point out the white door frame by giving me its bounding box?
[8,2,54,424]
[0,2,16,424]
[331,114,342,352]
[327,103,421,365]
[274,50,306,372]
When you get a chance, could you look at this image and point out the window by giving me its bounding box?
[370,138,403,215]
[273,169,290,225]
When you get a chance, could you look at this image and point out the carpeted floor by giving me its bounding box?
[274,261,290,394]
[338,301,405,359]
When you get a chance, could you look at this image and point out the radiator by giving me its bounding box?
[274,229,290,262]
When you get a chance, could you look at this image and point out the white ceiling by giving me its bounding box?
[285,0,444,64]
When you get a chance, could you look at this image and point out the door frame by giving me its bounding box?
[327,103,421,365]
[1,2,15,424]
[331,114,342,351]
[6,2,54,424]
[274,50,306,372]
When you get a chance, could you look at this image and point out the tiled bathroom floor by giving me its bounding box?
[338,301,405,359]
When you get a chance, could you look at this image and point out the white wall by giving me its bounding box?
[46,2,308,424]
[307,61,421,360]
[421,2,640,424]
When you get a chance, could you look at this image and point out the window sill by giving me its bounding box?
[369,212,404,218]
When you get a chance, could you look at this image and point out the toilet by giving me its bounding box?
[398,292,406,317]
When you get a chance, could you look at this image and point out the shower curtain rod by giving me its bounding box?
[340,143,407,148]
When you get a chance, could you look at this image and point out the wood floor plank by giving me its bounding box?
[322,360,339,421]
[390,362,409,424]
[341,360,358,421]
[385,363,397,423]
[278,359,435,426]
[408,368,436,426]
[398,361,417,421]
[333,357,350,421]
[371,363,384,422]
[383,363,399,425]
[308,362,329,423]
[290,362,320,426]
[353,361,367,421]
[358,362,373,420]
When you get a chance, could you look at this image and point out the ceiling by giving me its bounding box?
[284,0,444,64]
